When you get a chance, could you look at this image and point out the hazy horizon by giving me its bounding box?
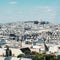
[0,0,60,24]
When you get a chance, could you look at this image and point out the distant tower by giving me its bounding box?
[44,42,49,53]
[6,46,12,57]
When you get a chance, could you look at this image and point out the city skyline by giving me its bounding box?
[0,0,60,23]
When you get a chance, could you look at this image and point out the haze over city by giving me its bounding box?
[0,0,60,23]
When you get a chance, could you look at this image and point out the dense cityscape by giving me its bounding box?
[0,21,60,60]
[0,0,60,60]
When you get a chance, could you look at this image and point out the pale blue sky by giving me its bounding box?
[0,0,60,23]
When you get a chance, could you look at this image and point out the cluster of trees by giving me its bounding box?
[17,50,60,60]
[32,54,59,60]
[34,21,49,24]
[17,51,38,60]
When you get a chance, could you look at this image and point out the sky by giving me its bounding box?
[0,0,60,23]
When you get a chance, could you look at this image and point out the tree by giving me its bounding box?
[17,54,24,60]
[57,55,60,60]
[24,50,31,55]
[32,54,57,60]
[32,54,44,60]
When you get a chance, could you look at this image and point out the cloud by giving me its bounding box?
[8,1,16,5]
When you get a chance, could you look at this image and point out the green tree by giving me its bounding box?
[17,54,24,60]
[32,54,58,60]
[24,50,31,55]
[57,55,60,60]
[32,54,44,60]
